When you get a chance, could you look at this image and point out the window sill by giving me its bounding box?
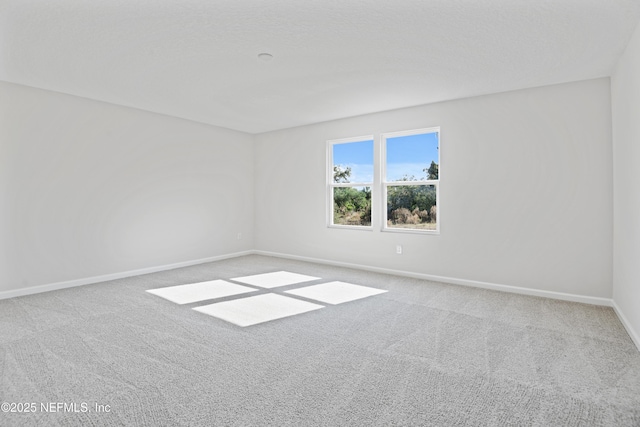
[381,227,440,235]
[327,224,374,231]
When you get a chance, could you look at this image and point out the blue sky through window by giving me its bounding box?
[333,139,374,183]
[386,132,439,181]
[332,132,439,183]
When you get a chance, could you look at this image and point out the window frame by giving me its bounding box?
[381,127,440,235]
[326,135,375,231]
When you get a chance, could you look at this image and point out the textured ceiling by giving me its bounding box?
[2,0,640,134]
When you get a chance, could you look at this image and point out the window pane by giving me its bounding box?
[333,186,372,226]
[386,132,439,182]
[332,139,374,183]
[386,185,437,230]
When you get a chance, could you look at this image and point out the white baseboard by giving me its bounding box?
[611,300,640,352]
[253,250,614,307]
[0,251,253,301]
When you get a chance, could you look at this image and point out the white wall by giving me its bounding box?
[612,21,640,347]
[0,81,254,294]
[0,77,617,304]
[255,79,613,299]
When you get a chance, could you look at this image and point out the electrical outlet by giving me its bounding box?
[396,245,402,254]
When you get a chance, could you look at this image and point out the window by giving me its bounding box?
[327,136,374,228]
[382,128,439,233]
[326,127,439,233]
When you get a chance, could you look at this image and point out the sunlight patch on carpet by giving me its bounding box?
[146,280,257,304]
[285,281,388,305]
[231,271,320,289]
[193,294,324,327]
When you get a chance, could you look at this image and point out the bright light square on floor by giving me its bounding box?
[285,281,387,305]
[230,271,320,289]
[146,280,257,305]
[193,294,324,327]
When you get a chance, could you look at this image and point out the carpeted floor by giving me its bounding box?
[1,255,639,426]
